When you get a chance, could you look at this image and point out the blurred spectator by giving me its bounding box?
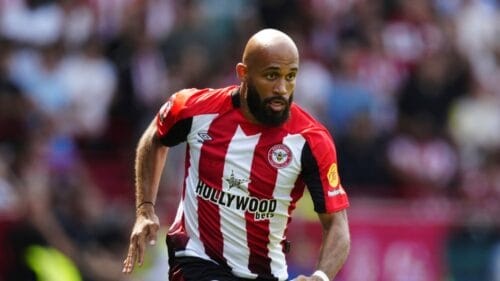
[60,37,117,139]
[386,114,459,198]
[454,0,500,97]
[143,0,176,41]
[2,127,130,281]
[1,0,63,46]
[0,38,33,146]
[60,0,96,49]
[130,33,169,128]
[8,43,69,128]
[449,82,500,170]
[337,113,392,197]
[382,0,444,69]
[0,149,19,214]
[294,59,332,121]
[354,23,402,133]
[397,49,471,133]
[457,150,500,225]
[90,0,134,40]
[326,41,378,137]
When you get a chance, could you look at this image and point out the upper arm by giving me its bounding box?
[139,117,167,151]
[318,209,349,233]
[301,130,349,213]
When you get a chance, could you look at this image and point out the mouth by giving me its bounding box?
[267,98,287,112]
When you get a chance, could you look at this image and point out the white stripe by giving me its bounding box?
[171,199,184,228]
[182,114,218,260]
[268,134,306,280]
[221,125,260,279]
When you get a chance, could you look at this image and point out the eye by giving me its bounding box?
[265,73,278,80]
[285,73,296,81]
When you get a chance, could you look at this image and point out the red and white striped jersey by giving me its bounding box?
[157,86,349,281]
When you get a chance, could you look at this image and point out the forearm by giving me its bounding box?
[316,210,350,279]
[124,121,165,274]
[135,120,168,208]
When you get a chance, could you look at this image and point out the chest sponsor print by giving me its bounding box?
[196,179,276,221]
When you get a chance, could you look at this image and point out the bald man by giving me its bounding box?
[123,29,350,281]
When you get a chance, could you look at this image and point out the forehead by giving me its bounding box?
[251,42,299,72]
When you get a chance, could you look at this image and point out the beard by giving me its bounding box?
[246,83,292,127]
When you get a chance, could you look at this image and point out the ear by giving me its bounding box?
[236,63,247,82]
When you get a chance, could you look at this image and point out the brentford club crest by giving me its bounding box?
[267,144,292,168]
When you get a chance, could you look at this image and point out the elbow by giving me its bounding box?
[342,230,351,260]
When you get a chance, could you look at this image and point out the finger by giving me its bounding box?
[136,233,147,266]
[125,258,135,273]
[123,242,137,273]
[122,256,132,273]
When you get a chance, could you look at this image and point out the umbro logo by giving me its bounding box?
[197,131,213,143]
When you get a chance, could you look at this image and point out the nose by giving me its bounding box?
[273,78,287,96]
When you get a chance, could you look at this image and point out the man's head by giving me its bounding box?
[236,29,299,127]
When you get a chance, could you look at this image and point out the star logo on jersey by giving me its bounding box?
[223,170,250,191]
[268,144,292,168]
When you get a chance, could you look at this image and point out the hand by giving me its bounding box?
[122,207,160,274]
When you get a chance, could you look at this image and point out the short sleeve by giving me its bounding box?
[156,90,192,146]
[301,130,349,213]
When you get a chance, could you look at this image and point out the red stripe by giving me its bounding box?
[167,148,192,251]
[283,179,306,250]
[246,128,285,276]
[182,147,191,199]
[197,112,239,265]
[288,177,306,215]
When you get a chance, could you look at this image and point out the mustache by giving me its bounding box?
[264,96,288,103]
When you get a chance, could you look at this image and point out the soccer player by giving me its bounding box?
[122,29,350,281]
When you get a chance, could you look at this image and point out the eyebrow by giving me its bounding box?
[262,66,299,72]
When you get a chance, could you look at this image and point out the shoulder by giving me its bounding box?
[172,86,237,108]
[156,86,238,142]
[168,85,238,118]
[288,104,334,145]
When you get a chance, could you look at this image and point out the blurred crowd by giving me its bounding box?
[0,0,499,280]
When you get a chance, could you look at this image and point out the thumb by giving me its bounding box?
[147,224,159,245]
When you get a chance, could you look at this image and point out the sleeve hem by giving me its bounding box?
[316,202,350,214]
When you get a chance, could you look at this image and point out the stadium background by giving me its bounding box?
[0,0,499,280]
